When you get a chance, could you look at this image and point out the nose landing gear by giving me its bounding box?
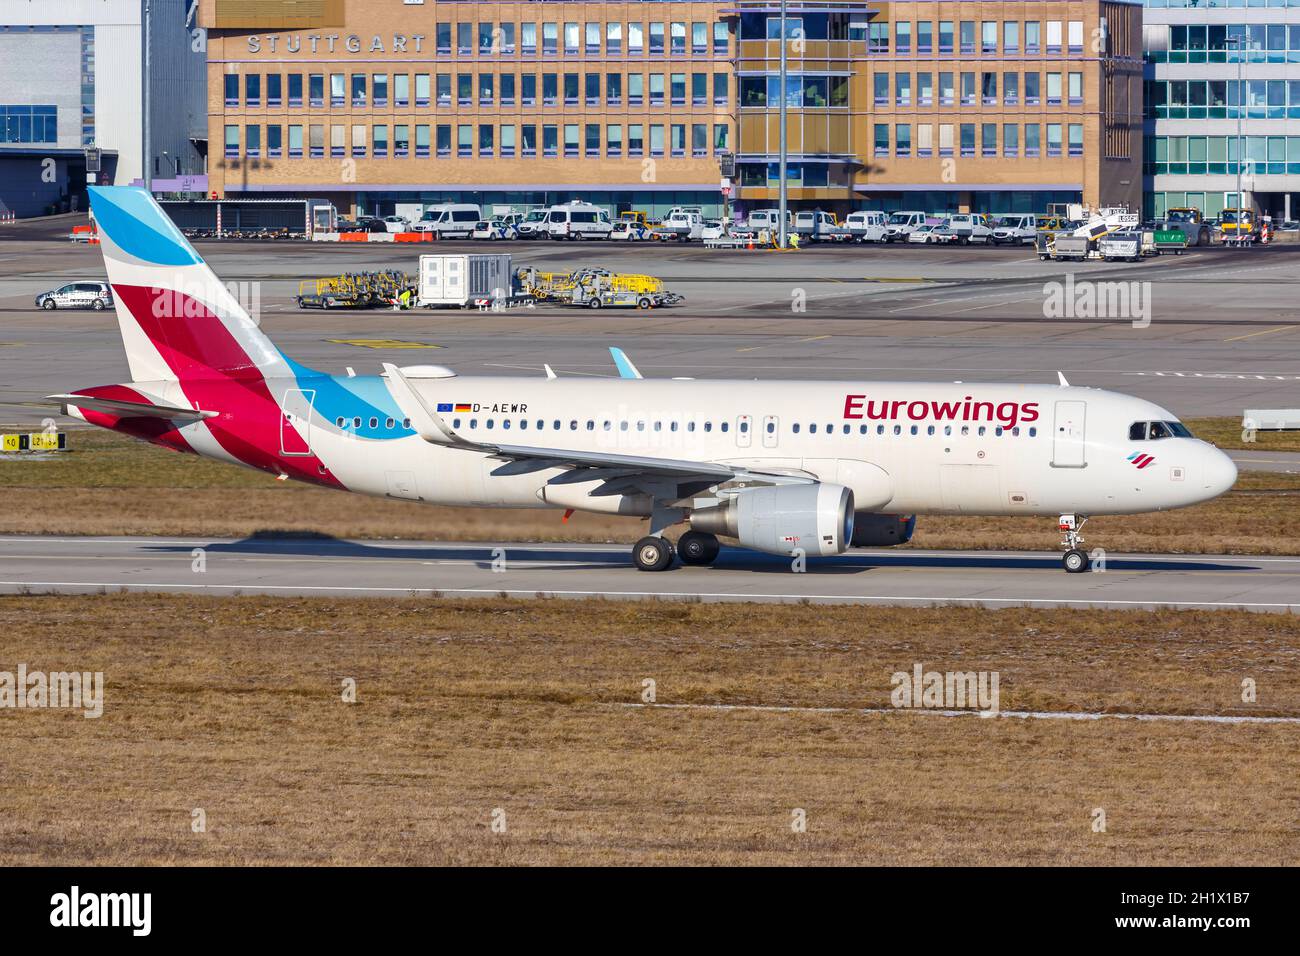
[1058,514,1091,573]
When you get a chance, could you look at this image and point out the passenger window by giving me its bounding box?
[687,422,695,432]
[335,417,344,427]
[842,424,850,435]
[1029,427,1037,437]
[995,426,1004,436]
[893,425,901,435]
[603,421,611,430]
[961,426,970,436]
[671,421,678,432]
[386,417,394,428]
[353,417,362,428]
[519,419,526,429]
[636,421,645,431]
[503,420,511,429]
[793,423,801,434]
[486,419,494,429]
[877,425,885,435]
[453,418,461,428]
[766,422,775,434]
[470,418,478,428]
[739,421,748,433]
[978,426,987,436]
[927,425,935,435]
[369,417,378,428]
[1129,422,1147,441]
[704,422,712,432]
[551,420,558,430]
[403,418,411,428]
[910,425,918,435]
[620,421,629,431]
[721,422,729,432]
[810,423,818,434]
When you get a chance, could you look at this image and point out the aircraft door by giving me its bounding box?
[762,415,779,448]
[736,414,752,448]
[1051,400,1087,468]
[280,388,315,456]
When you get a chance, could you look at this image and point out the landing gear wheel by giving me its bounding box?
[677,531,720,566]
[633,535,674,571]
[1062,549,1090,573]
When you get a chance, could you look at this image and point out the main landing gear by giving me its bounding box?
[632,531,721,571]
[1058,514,1091,573]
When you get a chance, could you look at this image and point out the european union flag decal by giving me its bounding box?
[436,403,453,412]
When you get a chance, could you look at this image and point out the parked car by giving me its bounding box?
[884,210,927,241]
[942,213,992,244]
[545,200,613,240]
[410,203,482,238]
[381,215,410,233]
[907,223,940,244]
[610,220,650,241]
[990,214,1038,246]
[36,281,114,311]
[845,210,888,243]
[472,219,519,240]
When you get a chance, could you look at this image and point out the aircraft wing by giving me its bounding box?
[381,363,810,493]
[49,394,217,422]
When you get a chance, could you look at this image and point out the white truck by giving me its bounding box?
[793,210,849,242]
[939,213,992,244]
[417,253,516,308]
[844,210,888,243]
[654,210,704,241]
[884,210,927,242]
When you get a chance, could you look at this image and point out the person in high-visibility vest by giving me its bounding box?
[399,287,413,309]
[788,231,801,250]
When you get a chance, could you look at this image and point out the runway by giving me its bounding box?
[4,535,1300,611]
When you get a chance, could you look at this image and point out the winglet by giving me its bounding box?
[1057,371,1070,387]
[609,347,642,380]
[381,363,462,446]
[543,364,557,380]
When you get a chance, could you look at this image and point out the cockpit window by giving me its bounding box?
[1129,420,1193,441]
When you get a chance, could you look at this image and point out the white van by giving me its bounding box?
[844,210,888,243]
[990,214,1038,246]
[884,210,927,242]
[411,203,482,238]
[941,213,993,244]
[545,201,613,240]
[515,209,550,239]
[656,210,704,241]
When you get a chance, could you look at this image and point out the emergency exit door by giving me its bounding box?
[1051,400,1087,468]
[280,388,315,456]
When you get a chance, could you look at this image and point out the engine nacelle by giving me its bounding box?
[850,513,917,547]
[690,483,854,556]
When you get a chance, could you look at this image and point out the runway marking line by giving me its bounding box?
[613,702,1300,726]
[3,580,1300,610]
[1223,325,1297,343]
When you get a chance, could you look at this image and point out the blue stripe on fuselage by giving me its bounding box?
[278,354,415,440]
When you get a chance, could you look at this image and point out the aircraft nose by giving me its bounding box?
[1204,448,1238,497]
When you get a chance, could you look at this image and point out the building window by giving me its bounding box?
[565,123,580,157]
[938,20,953,54]
[564,73,579,106]
[1025,123,1040,157]
[982,71,997,106]
[671,21,686,54]
[981,123,997,157]
[458,73,472,107]
[266,74,281,107]
[670,124,686,156]
[606,123,623,157]
[436,22,451,55]
[458,124,473,158]
[351,124,365,157]
[960,20,975,54]
[586,72,601,106]
[288,124,303,158]
[628,73,643,107]
[543,124,558,157]
[479,22,495,55]
[309,123,324,158]
[288,73,303,107]
[416,124,430,158]
[1025,72,1040,106]
[543,22,557,56]
[1003,72,1019,106]
[981,21,997,54]
[223,123,238,158]
[501,124,516,158]
[245,74,261,108]
[1068,123,1084,157]
[522,23,536,56]
[479,123,494,157]
[522,124,536,158]
[607,73,622,106]
[714,21,729,55]
[671,73,686,106]
[607,22,622,55]
[629,22,643,55]
[960,123,975,158]
[1046,72,1062,107]
[1068,72,1083,106]
[1026,22,1041,55]
[1068,21,1084,55]
[896,21,911,55]
[372,74,387,107]
[565,21,579,55]
[224,74,238,108]
[394,124,409,157]
[692,122,707,157]
[457,22,472,56]
[585,123,600,157]
[479,73,494,106]
[693,21,707,54]
[896,123,912,158]
[650,22,665,55]
[372,124,387,157]
[1046,21,1062,55]
[649,123,664,157]
[414,74,429,108]
[350,73,366,108]
[587,21,601,55]
[501,73,515,107]
[267,123,282,158]
[874,123,889,158]
[1003,123,1018,158]
[1004,22,1019,55]
[714,72,728,106]
[330,73,344,108]
[628,123,643,157]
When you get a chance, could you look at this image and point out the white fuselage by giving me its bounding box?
[280,376,1237,519]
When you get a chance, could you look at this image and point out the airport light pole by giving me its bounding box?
[1226,34,1247,238]
[142,0,152,194]
[778,0,788,249]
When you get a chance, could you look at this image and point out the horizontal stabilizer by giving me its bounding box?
[48,394,217,422]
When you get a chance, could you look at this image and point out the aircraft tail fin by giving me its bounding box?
[87,186,286,383]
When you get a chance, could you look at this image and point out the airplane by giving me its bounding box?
[51,187,1237,574]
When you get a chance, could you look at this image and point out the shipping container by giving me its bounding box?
[417,254,514,308]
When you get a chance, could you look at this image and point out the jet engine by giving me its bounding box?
[690,483,854,556]
[850,513,917,547]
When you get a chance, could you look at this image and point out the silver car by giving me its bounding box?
[36,281,114,311]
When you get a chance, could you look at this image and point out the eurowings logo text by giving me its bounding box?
[844,395,1041,429]
[1127,451,1156,469]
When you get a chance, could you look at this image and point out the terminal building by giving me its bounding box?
[1143,0,1300,222]
[196,0,1143,219]
[0,0,206,218]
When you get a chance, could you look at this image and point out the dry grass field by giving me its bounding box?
[1,594,1297,865]
[1,425,1296,554]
